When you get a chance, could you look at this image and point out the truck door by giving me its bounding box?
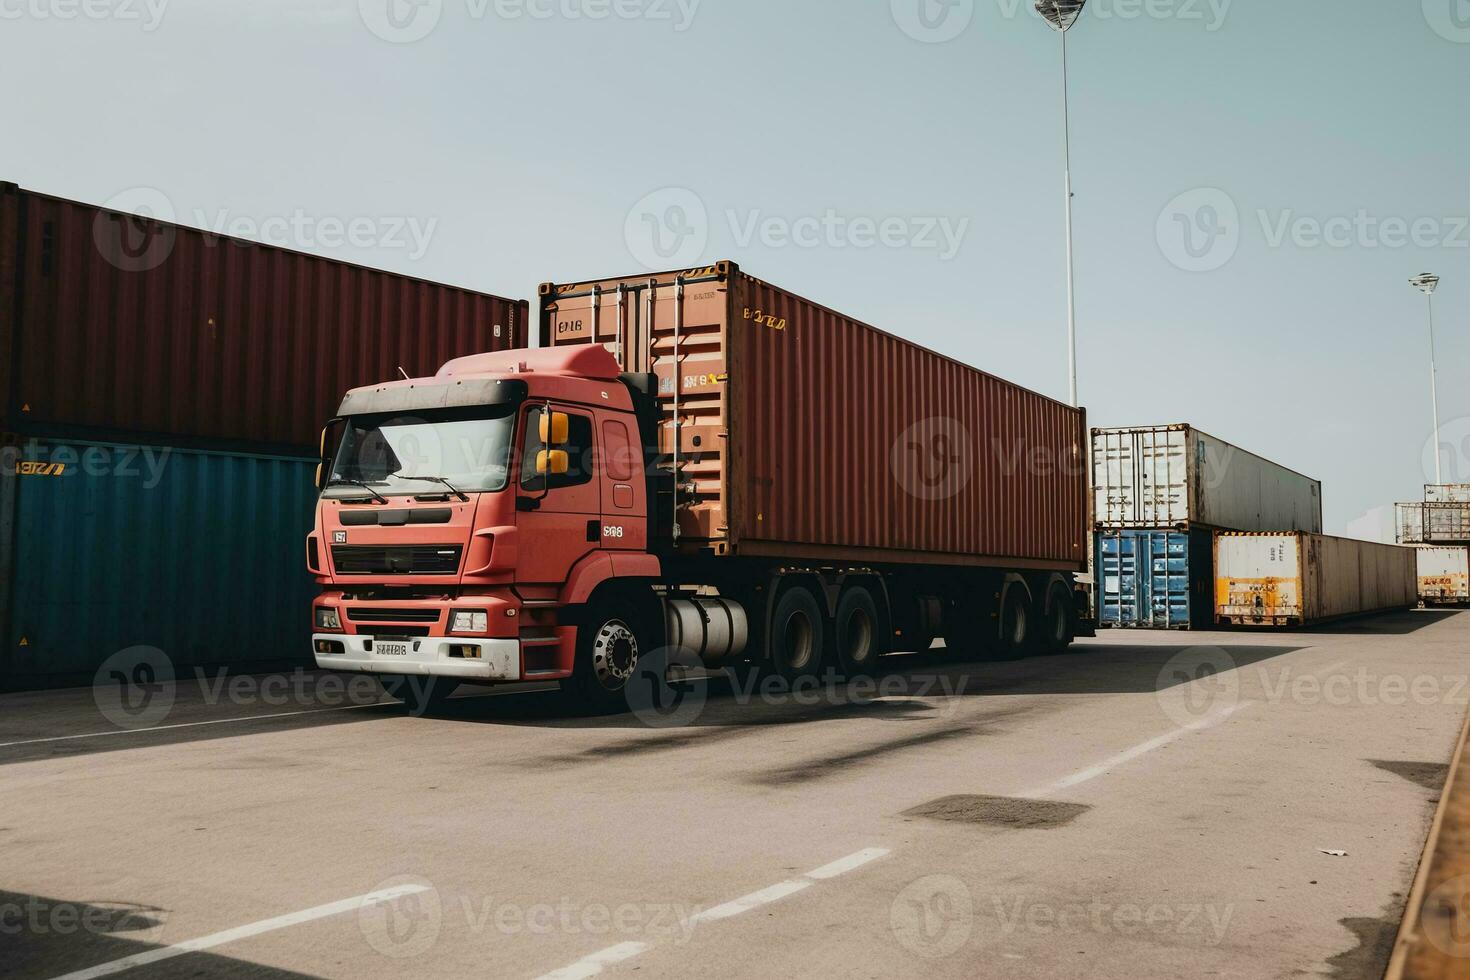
[517,405,601,586]
[597,416,646,551]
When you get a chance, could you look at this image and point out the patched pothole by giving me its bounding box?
[903,794,1091,829]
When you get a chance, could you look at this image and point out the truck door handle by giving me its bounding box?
[587,520,600,543]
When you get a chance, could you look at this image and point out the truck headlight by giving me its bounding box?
[315,606,343,631]
[451,610,489,634]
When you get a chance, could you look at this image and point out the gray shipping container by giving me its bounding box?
[1092,424,1323,532]
[1214,533,1417,627]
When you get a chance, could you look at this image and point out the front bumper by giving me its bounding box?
[313,634,521,682]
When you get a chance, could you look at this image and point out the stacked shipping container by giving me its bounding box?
[1091,424,1323,629]
[1397,485,1470,605]
[1,182,528,690]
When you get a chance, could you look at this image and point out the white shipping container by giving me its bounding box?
[1092,425,1323,532]
[1214,533,1417,627]
[1416,546,1470,604]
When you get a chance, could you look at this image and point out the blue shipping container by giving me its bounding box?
[1095,528,1215,630]
[2,438,318,689]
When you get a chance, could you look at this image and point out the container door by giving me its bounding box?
[1147,532,1191,628]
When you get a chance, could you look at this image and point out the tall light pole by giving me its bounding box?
[1412,273,1443,485]
[1036,0,1087,408]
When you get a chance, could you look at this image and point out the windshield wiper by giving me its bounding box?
[326,479,389,505]
[397,476,470,502]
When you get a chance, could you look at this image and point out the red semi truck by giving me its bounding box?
[310,262,1092,714]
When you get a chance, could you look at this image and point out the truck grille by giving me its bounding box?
[347,608,443,623]
[331,545,463,575]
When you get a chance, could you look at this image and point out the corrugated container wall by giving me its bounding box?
[1092,425,1322,533]
[1416,546,1470,605]
[1214,533,1416,627]
[2,438,318,690]
[0,183,528,453]
[539,262,1087,570]
[1095,528,1214,629]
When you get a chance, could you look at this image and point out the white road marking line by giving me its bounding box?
[689,880,812,924]
[1022,654,1355,798]
[1028,701,1254,796]
[534,941,650,980]
[47,884,430,980]
[805,846,890,880]
[0,703,386,749]
[532,848,891,979]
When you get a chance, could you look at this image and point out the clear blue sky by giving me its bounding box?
[2,0,1466,533]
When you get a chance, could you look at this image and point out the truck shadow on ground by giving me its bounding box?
[434,639,1307,733]
[0,889,326,980]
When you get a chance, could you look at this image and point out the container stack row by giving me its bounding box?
[1093,424,1418,629]
[1,182,528,690]
[1091,424,1325,629]
[1397,485,1470,605]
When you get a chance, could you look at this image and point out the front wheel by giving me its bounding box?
[564,595,655,715]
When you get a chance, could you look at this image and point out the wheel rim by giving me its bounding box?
[1050,601,1068,643]
[783,610,816,671]
[592,620,639,691]
[844,608,874,665]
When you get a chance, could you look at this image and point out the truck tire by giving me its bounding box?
[769,584,826,683]
[1038,583,1076,654]
[565,593,655,715]
[834,586,884,677]
[997,587,1035,659]
[379,676,456,717]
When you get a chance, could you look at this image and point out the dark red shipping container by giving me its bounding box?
[0,183,528,452]
[540,261,1087,572]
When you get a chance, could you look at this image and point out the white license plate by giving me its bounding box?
[375,641,411,657]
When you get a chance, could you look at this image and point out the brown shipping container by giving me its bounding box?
[540,261,1087,571]
[0,183,528,451]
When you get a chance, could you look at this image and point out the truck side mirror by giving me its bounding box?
[539,411,570,446]
[537,449,570,476]
[317,418,345,491]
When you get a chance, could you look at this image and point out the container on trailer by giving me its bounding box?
[1092,424,1322,533]
[1426,485,1470,504]
[1,436,318,691]
[1397,502,1470,544]
[1214,532,1417,628]
[538,261,1087,570]
[1095,527,1214,629]
[1415,546,1470,605]
[0,182,528,453]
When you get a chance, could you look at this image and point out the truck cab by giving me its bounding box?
[309,345,664,713]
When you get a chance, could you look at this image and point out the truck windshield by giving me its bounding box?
[326,405,517,498]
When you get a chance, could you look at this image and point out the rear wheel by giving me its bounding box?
[997,587,1035,659]
[1038,584,1076,654]
[834,586,884,677]
[769,585,826,683]
[378,676,456,717]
